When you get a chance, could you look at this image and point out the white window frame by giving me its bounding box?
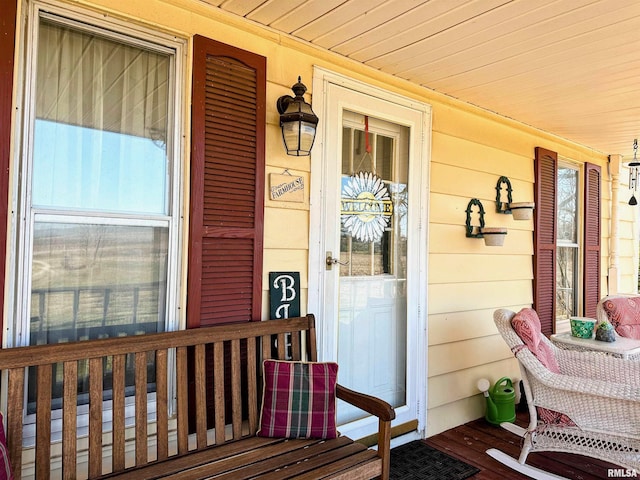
[556,159,584,328]
[8,0,185,445]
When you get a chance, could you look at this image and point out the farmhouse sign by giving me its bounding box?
[269,173,304,202]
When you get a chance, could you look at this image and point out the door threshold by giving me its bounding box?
[356,419,420,448]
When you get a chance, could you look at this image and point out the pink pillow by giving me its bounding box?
[511,309,574,426]
[0,412,13,480]
[511,308,560,373]
[602,297,640,339]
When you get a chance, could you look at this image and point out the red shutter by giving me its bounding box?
[583,163,601,318]
[0,2,17,335]
[188,35,266,327]
[534,147,558,335]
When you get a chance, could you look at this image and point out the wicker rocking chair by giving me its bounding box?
[490,308,640,479]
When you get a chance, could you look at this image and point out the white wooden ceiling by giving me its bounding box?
[203,0,640,160]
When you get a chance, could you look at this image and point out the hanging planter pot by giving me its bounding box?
[509,202,535,220]
[481,227,507,246]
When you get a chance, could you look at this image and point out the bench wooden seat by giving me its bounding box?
[0,314,395,479]
[100,436,381,479]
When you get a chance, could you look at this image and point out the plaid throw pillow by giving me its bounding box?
[258,360,338,439]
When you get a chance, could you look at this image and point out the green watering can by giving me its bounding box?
[477,377,516,425]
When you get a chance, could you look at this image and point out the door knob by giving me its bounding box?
[326,252,349,270]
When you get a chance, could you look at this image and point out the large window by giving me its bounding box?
[533,147,601,335]
[12,3,183,426]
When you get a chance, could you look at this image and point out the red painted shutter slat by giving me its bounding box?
[584,163,601,318]
[188,35,266,327]
[534,147,558,335]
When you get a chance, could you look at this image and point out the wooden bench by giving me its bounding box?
[0,314,395,479]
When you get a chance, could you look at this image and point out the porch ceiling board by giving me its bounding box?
[428,12,639,93]
[215,0,264,16]
[390,0,634,81]
[335,0,511,62]
[206,0,640,159]
[267,0,349,32]
[291,0,390,45]
[201,0,224,7]
[384,0,564,71]
[244,0,310,26]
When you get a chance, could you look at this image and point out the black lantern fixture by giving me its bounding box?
[628,139,640,206]
[276,77,319,156]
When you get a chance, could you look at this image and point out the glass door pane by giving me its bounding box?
[337,112,408,424]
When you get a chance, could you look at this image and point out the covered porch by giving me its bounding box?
[1,0,640,477]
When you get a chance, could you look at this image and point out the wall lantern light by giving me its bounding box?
[627,139,640,206]
[276,77,319,156]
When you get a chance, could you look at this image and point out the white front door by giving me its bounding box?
[309,70,430,442]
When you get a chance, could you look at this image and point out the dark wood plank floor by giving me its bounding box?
[424,410,624,479]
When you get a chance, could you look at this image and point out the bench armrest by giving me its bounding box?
[336,384,395,421]
[336,384,395,480]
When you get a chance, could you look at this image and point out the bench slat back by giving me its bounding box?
[0,314,317,479]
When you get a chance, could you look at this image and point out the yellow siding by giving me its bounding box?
[16,0,638,441]
[428,359,520,409]
[429,253,533,284]
[427,396,486,437]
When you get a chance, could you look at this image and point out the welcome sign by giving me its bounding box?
[341,172,393,242]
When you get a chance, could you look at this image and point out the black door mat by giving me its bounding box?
[390,440,480,480]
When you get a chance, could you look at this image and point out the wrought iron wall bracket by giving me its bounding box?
[495,176,513,213]
[465,198,486,238]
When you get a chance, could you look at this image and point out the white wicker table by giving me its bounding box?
[550,331,640,360]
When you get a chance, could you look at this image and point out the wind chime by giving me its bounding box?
[628,139,640,206]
